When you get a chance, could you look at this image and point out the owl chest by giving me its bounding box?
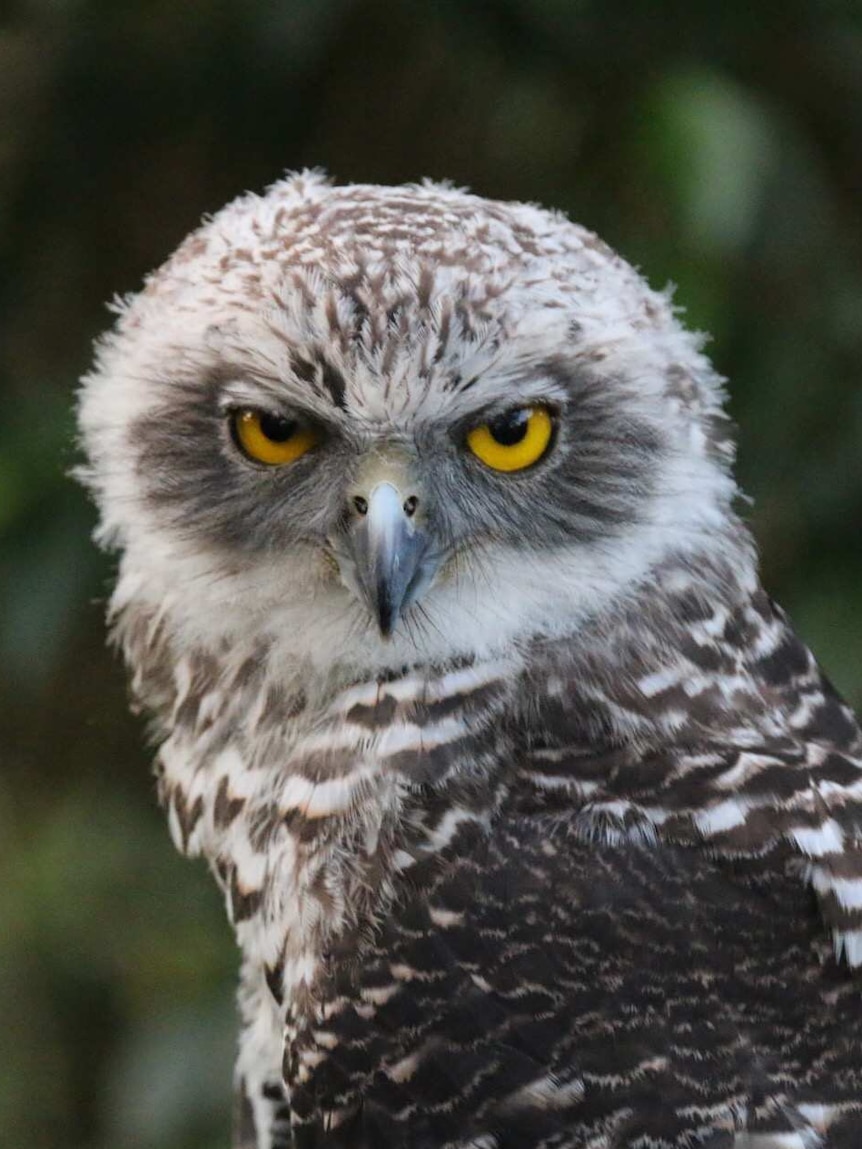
[158,654,513,1008]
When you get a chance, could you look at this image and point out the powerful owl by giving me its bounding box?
[79,174,862,1147]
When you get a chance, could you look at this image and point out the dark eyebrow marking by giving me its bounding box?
[289,350,347,410]
[321,360,347,410]
[289,353,317,385]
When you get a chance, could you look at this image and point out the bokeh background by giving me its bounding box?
[2,2,861,1146]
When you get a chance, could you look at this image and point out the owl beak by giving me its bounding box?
[344,482,435,638]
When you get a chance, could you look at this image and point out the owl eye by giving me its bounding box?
[466,405,554,472]
[231,409,320,466]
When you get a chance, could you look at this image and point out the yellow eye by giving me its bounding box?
[466,405,554,472]
[232,409,320,466]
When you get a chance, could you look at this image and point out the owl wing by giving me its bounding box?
[285,818,862,1148]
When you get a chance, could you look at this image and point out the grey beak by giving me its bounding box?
[347,483,435,637]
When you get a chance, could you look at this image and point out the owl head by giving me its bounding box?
[78,173,744,681]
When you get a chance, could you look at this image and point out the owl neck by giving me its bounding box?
[151,548,747,939]
[138,542,780,937]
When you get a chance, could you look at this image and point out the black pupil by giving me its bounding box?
[488,408,530,446]
[259,412,297,442]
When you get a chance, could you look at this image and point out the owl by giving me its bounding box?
[78,174,862,1147]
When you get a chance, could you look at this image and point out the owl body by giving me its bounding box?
[79,175,862,1147]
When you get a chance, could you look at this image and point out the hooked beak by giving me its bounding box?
[340,482,438,638]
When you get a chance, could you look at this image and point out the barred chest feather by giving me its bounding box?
[147,631,521,1134]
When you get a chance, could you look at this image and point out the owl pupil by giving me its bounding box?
[489,409,529,446]
[260,413,297,442]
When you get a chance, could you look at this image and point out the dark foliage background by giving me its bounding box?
[1,2,861,1146]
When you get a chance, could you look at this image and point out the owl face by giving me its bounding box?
[79,175,738,675]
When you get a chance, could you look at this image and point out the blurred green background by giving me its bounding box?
[2,2,861,1146]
